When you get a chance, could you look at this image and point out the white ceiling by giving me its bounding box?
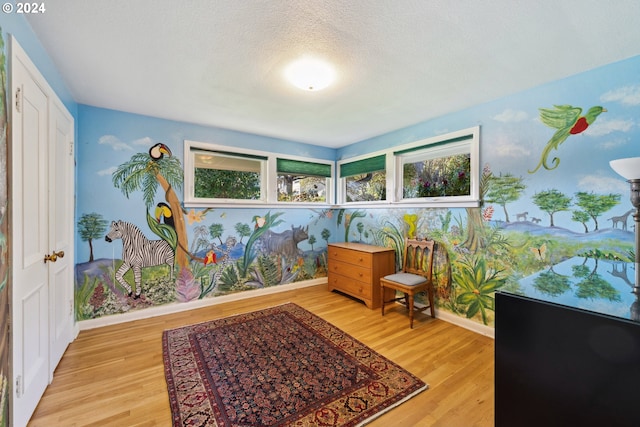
[26,0,640,148]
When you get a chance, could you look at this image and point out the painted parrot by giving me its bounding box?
[529,105,606,173]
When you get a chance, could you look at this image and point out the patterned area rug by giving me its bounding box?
[162,303,428,427]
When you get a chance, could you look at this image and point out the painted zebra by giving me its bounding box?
[105,220,175,298]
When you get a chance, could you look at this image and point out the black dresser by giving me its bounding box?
[495,289,640,427]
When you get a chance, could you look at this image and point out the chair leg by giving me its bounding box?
[381,285,386,316]
[427,285,436,318]
[408,294,415,329]
[403,293,409,310]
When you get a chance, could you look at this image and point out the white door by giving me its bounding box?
[48,97,75,372]
[11,37,75,427]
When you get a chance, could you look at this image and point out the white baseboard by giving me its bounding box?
[78,278,495,340]
[78,278,326,331]
[435,308,495,339]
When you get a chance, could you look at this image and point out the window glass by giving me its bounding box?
[340,155,386,202]
[402,152,471,198]
[276,158,331,203]
[395,133,477,203]
[192,150,265,201]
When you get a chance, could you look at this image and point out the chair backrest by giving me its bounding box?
[402,238,435,280]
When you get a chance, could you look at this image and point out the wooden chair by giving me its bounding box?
[380,238,436,328]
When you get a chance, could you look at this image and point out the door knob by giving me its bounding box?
[44,250,64,263]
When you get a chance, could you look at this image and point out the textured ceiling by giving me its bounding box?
[26,0,640,148]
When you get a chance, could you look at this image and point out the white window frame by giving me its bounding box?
[337,126,480,208]
[394,127,480,207]
[184,140,334,207]
[274,156,334,205]
[336,151,389,205]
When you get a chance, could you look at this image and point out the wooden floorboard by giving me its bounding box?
[27,284,494,427]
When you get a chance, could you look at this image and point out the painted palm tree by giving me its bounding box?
[112,144,188,268]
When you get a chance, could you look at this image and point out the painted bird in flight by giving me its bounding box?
[529,105,606,173]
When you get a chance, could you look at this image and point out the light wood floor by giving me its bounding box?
[28,284,495,427]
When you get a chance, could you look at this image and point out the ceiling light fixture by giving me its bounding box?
[284,57,336,91]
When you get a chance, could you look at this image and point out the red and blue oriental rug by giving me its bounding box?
[162,303,427,426]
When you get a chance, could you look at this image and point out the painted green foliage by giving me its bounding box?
[452,256,503,324]
[336,158,630,327]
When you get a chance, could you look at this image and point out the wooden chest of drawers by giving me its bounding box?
[327,242,396,309]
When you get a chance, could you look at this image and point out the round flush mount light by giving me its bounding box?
[284,57,336,91]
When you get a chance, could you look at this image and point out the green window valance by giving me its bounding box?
[277,158,332,177]
[339,154,386,178]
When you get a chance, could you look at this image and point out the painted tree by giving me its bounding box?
[462,164,492,251]
[532,189,572,227]
[574,192,620,231]
[571,210,591,233]
[356,222,364,241]
[112,146,187,267]
[308,234,317,251]
[485,173,526,222]
[209,223,224,245]
[321,228,331,244]
[78,212,108,261]
[235,222,251,244]
[190,225,210,254]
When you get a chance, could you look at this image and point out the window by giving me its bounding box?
[339,154,386,203]
[394,128,479,205]
[184,127,478,208]
[184,140,334,206]
[276,158,332,203]
[193,150,266,201]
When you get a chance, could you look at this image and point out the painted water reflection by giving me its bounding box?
[518,257,640,321]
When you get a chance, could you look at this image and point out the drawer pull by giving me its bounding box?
[359,257,364,262]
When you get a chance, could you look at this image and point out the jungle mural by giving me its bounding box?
[76,202,334,319]
[75,54,640,328]
[337,161,634,327]
[74,137,335,320]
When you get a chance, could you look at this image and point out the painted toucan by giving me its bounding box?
[530,105,606,173]
[149,143,172,160]
[155,202,174,228]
